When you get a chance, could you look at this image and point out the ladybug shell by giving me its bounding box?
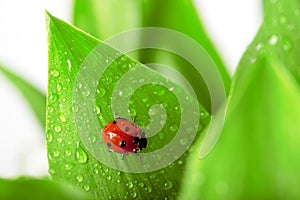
[102,118,146,154]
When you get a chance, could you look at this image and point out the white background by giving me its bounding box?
[0,0,262,177]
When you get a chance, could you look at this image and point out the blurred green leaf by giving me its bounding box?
[72,0,231,112]
[0,177,90,200]
[179,0,300,199]
[46,12,209,199]
[0,65,46,128]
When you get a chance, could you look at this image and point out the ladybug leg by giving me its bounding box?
[136,152,144,165]
[133,115,137,123]
[107,142,112,152]
[113,111,119,119]
[122,151,129,160]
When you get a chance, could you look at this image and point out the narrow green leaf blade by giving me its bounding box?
[0,177,90,200]
[179,0,300,199]
[0,65,46,128]
[46,12,209,199]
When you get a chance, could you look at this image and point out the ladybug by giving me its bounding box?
[102,113,147,156]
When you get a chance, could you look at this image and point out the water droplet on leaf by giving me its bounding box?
[51,70,60,77]
[76,174,84,182]
[54,125,62,133]
[164,181,173,190]
[76,143,88,164]
[84,184,90,191]
[53,150,60,157]
[127,181,134,189]
[47,132,53,142]
[97,88,106,97]
[59,114,67,122]
[268,35,279,45]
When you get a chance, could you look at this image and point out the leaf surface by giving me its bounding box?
[46,12,209,199]
[179,0,300,199]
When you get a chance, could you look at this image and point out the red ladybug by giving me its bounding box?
[102,114,147,156]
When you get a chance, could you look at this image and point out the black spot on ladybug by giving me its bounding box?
[125,127,130,132]
[139,138,147,150]
[112,120,117,124]
[133,137,139,144]
[120,140,126,148]
[107,142,111,147]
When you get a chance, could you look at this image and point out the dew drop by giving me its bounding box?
[46,132,53,143]
[67,59,72,71]
[279,15,287,24]
[65,149,72,156]
[77,82,83,89]
[51,70,60,77]
[97,88,106,97]
[88,136,96,143]
[47,105,54,113]
[53,150,60,157]
[200,111,209,120]
[64,163,74,170]
[76,174,84,182]
[170,124,178,132]
[128,108,137,116]
[180,138,188,145]
[93,169,99,174]
[48,168,55,175]
[106,175,112,181]
[54,125,62,133]
[95,106,101,114]
[282,38,293,52]
[49,93,58,102]
[57,137,63,144]
[76,143,88,164]
[84,184,90,192]
[106,77,113,83]
[138,182,144,187]
[150,175,156,180]
[56,83,62,92]
[126,181,134,189]
[118,90,123,96]
[178,160,183,165]
[147,186,152,193]
[72,105,79,113]
[48,153,52,161]
[59,114,67,123]
[164,180,173,190]
[268,35,279,45]
[131,192,137,198]
[255,43,263,51]
[142,97,148,103]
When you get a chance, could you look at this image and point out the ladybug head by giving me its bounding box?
[138,137,147,150]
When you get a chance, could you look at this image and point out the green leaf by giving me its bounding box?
[0,65,46,128]
[179,0,300,199]
[46,12,209,199]
[0,177,90,200]
[72,0,231,112]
